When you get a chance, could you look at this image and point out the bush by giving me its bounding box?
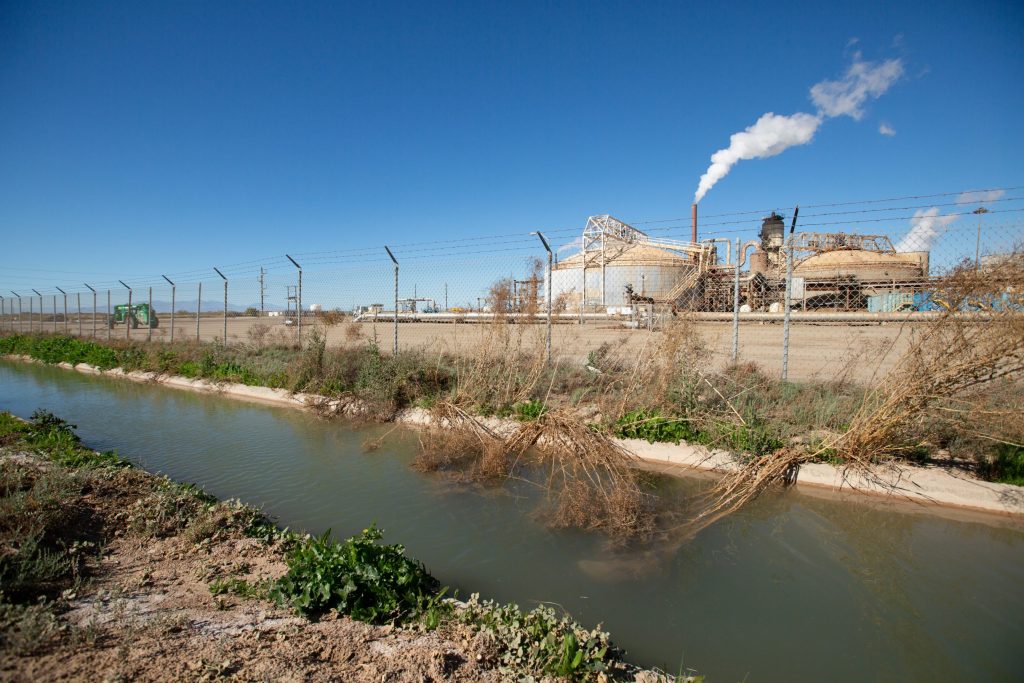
[979,444,1024,486]
[270,526,440,622]
[615,409,698,444]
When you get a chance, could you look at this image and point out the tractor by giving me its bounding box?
[108,303,159,329]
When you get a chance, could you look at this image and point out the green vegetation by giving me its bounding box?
[270,526,440,623]
[615,409,698,445]
[979,444,1024,486]
[458,594,621,679]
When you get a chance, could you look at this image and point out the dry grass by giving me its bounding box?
[683,252,1024,536]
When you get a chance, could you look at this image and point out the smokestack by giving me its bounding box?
[691,203,698,243]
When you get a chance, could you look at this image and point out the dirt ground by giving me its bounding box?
[0,454,501,683]
[5,316,915,383]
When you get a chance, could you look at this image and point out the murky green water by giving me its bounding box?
[2,359,1022,681]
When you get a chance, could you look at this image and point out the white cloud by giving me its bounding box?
[955,189,1005,205]
[879,122,896,136]
[809,55,904,120]
[694,112,821,203]
[895,207,958,252]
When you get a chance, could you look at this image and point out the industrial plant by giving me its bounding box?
[546,205,931,315]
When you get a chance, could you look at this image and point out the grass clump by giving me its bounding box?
[270,526,440,623]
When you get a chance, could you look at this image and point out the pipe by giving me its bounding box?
[691,203,698,243]
[702,238,731,266]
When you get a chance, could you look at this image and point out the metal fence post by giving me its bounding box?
[32,290,42,334]
[781,206,799,381]
[147,286,153,342]
[106,290,111,341]
[76,292,82,336]
[56,288,67,335]
[0,296,4,332]
[732,237,741,364]
[385,247,399,356]
[532,231,553,365]
[196,282,202,342]
[84,285,96,338]
[163,276,175,343]
[9,293,20,333]
[214,268,227,346]
[119,281,132,341]
[286,255,302,346]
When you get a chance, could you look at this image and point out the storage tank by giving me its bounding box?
[748,250,770,276]
[794,250,929,281]
[549,243,695,308]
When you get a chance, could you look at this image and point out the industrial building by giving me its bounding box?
[547,208,932,314]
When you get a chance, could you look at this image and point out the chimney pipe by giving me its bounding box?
[691,203,698,243]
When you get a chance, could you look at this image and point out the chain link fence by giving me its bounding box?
[2,199,1022,384]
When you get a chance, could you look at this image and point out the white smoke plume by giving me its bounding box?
[694,112,821,204]
[895,207,958,252]
[694,54,904,203]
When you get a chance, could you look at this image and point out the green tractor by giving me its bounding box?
[108,303,159,329]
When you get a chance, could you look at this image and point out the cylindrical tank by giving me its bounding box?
[748,250,770,275]
[760,213,785,251]
[794,250,928,281]
[549,243,694,308]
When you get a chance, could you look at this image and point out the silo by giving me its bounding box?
[748,250,770,276]
[549,242,695,308]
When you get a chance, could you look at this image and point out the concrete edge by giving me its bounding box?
[7,354,1024,520]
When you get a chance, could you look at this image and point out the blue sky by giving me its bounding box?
[1,0,1022,306]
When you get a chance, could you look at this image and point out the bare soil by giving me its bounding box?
[0,454,499,683]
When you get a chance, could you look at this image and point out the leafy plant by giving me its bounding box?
[458,593,620,680]
[514,399,547,422]
[615,409,698,444]
[270,526,441,622]
[979,443,1024,486]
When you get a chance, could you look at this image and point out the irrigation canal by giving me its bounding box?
[2,359,1022,681]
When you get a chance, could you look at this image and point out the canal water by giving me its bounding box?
[2,359,1022,682]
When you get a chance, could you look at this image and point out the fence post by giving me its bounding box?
[286,255,302,346]
[163,276,175,343]
[84,285,96,338]
[147,286,153,342]
[385,247,398,356]
[732,237,741,364]
[76,292,82,336]
[32,290,42,334]
[56,288,67,334]
[532,231,553,365]
[196,282,202,342]
[119,281,132,341]
[781,206,799,381]
[11,292,20,333]
[214,268,227,346]
[106,290,111,341]
[0,296,4,332]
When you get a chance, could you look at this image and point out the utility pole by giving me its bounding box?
[444,283,448,311]
[258,267,266,317]
[973,206,989,271]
